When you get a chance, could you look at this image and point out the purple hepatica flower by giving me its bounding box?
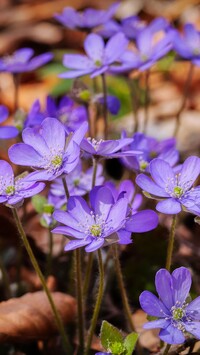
[105,180,158,245]
[54,3,119,30]
[172,24,200,66]
[52,186,129,252]
[0,48,53,74]
[98,16,146,40]
[24,96,87,131]
[24,99,44,129]
[0,160,45,207]
[59,32,129,79]
[105,179,142,213]
[110,19,173,74]
[140,267,200,344]
[50,161,104,197]
[0,105,18,139]
[8,117,88,181]
[80,136,141,159]
[122,132,179,173]
[96,94,120,115]
[136,156,200,215]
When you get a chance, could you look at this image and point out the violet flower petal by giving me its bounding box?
[156,198,182,214]
[172,267,192,306]
[125,210,158,232]
[0,126,18,139]
[159,324,185,344]
[84,33,104,62]
[0,105,8,123]
[9,143,43,166]
[136,174,168,197]
[139,291,170,317]
[85,238,104,252]
[155,269,174,309]
[150,159,174,188]
[179,156,200,189]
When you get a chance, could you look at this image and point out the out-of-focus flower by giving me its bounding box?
[0,105,18,139]
[136,156,200,215]
[172,24,200,65]
[98,16,146,39]
[110,19,173,74]
[121,132,179,173]
[140,267,200,344]
[9,117,88,181]
[24,96,87,131]
[52,186,129,252]
[0,160,45,207]
[0,48,53,73]
[59,33,129,79]
[54,3,119,30]
[95,94,120,115]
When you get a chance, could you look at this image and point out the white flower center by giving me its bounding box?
[87,137,104,151]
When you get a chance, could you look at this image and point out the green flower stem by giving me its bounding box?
[83,252,94,298]
[84,249,104,355]
[143,69,150,134]
[112,244,135,332]
[75,248,85,352]
[163,343,171,355]
[101,73,108,139]
[62,177,70,200]
[45,229,53,277]
[83,157,98,298]
[174,62,194,137]
[127,77,139,133]
[91,157,98,189]
[62,178,85,352]
[11,208,72,355]
[165,215,177,272]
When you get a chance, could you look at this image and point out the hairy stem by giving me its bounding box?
[12,208,72,355]
[62,177,70,200]
[83,252,94,298]
[127,77,139,132]
[45,229,53,277]
[75,248,85,352]
[143,69,150,134]
[163,343,171,355]
[84,249,104,355]
[165,215,177,272]
[101,73,108,139]
[113,244,135,332]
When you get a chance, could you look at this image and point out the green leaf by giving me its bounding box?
[124,332,138,355]
[32,195,47,214]
[100,321,124,353]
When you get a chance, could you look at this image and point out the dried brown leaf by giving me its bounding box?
[0,291,76,342]
[132,310,160,352]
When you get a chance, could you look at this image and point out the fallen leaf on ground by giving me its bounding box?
[0,291,76,342]
[132,310,160,352]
